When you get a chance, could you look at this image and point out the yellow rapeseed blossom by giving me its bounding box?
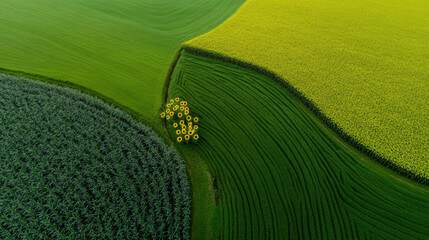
[177,137,182,142]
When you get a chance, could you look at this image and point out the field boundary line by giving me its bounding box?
[172,45,429,184]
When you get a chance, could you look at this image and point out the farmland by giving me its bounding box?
[0,0,244,118]
[168,51,429,239]
[1,0,428,239]
[186,0,429,179]
[0,74,190,239]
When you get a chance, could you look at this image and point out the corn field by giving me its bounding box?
[0,74,191,239]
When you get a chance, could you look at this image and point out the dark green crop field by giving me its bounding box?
[168,51,429,239]
[0,74,190,239]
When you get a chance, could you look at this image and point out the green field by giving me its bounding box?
[0,1,246,238]
[0,0,244,119]
[0,74,191,239]
[167,51,429,239]
[186,0,429,178]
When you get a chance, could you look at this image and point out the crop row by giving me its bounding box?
[184,0,429,180]
[168,51,429,239]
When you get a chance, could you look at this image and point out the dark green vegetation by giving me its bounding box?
[0,75,190,239]
[168,51,429,239]
[0,0,244,118]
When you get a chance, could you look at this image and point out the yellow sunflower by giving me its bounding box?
[194,134,199,140]
[166,109,170,113]
[184,135,190,140]
[182,129,186,134]
[194,125,198,130]
[180,106,185,111]
[183,101,188,106]
[177,137,182,142]
[184,110,189,115]
[170,99,174,104]
[180,120,185,125]
[194,117,199,122]
[173,123,178,128]
[160,112,165,118]
[176,129,181,135]
[186,115,192,121]
[175,97,180,102]
[166,115,170,120]
[167,104,171,108]
[178,113,183,118]
[170,111,174,116]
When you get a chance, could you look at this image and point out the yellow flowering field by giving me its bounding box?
[185,0,429,178]
[161,98,199,144]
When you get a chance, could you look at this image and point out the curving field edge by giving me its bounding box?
[0,74,192,239]
[163,46,428,184]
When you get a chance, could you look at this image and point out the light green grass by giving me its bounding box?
[168,51,429,239]
[0,74,191,239]
[186,0,429,178]
[0,0,244,119]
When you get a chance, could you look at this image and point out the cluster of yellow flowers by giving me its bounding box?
[161,97,199,143]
